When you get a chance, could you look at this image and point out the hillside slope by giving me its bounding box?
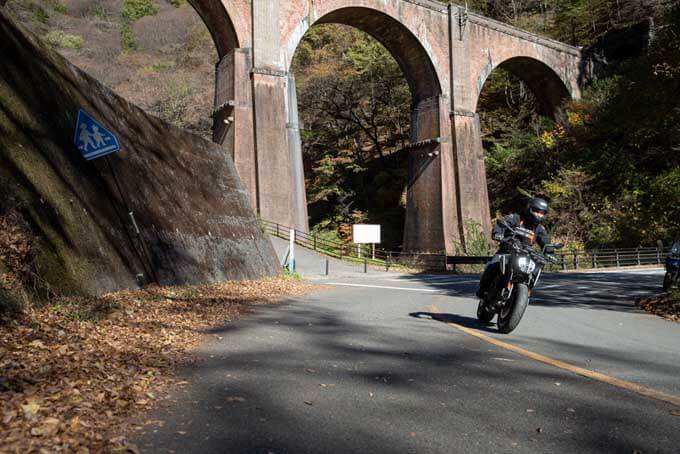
[4,0,215,138]
[0,9,279,301]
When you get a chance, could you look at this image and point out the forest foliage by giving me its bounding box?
[294,0,680,250]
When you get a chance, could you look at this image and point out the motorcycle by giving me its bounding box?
[477,221,563,333]
[663,241,680,292]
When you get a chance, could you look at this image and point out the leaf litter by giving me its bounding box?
[636,293,680,322]
[0,277,316,453]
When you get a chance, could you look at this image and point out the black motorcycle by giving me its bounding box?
[663,241,680,292]
[477,221,563,333]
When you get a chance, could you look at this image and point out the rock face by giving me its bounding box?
[0,10,279,296]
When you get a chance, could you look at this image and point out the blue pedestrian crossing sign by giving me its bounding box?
[73,110,120,160]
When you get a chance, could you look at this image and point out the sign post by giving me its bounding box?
[74,109,158,284]
[352,224,381,262]
[289,229,296,272]
[74,110,120,161]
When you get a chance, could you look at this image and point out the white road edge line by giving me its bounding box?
[327,283,440,293]
[386,279,479,285]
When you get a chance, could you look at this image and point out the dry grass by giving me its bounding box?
[0,278,318,453]
[6,0,217,139]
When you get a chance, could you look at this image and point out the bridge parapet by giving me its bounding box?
[464,11,582,56]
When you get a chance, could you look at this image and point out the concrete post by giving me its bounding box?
[449,6,493,249]
[402,95,458,253]
[286,74,309,232]
[251,0,294,226]
[213,48,257,211]
[451,112,493,240]
[402,141,444,253]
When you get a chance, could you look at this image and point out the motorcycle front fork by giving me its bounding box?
[487,280,514,311]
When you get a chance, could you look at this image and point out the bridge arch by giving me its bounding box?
[284,6,444,104]
[284,5,452,250]
[186,0,243,57]
[474,56,572,119]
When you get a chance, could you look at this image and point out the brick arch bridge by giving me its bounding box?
[188,0,583,254]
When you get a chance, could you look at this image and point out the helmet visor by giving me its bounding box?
[531,207,547,220]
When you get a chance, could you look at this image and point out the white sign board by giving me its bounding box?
[353,224,381,244]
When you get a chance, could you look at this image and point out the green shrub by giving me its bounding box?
[120,24,138,51]
[121,0,158,21]
[281,267,303,280]
[53,3,68,14]
[44,31,84,49]
[460,221,493,256]
[31,4,50,23]
[141,61,174,73]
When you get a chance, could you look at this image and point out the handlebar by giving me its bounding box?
[496,220,560,264]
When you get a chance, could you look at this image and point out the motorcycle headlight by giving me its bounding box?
[517,257,536,274]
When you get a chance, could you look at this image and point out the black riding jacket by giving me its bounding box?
[492,213,551,253]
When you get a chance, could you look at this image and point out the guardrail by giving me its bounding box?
[262,219,670,272]
[261,220,447,271]
[552,247,670,271]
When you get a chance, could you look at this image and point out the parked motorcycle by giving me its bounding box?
[477,221,563,333]
[663,241,680,292]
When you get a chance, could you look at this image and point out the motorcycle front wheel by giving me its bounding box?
[497,283,529,334]
[663,272,674,292]
[477,300,494,324]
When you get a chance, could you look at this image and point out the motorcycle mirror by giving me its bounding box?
[552,243,564,250]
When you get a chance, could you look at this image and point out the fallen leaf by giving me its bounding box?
[2,411,16,425]
[31,417,60,437]
[304,400,313,406]
[305,368,317,374]
[21,399,41,419]
[0,276,316,451]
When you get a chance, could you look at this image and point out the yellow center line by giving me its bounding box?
[430,304,680,408]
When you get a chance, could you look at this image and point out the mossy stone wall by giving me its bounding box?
[0,10,279,296]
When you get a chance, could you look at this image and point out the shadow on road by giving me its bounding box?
[409,311,496,332]
[396,270,663,314]
[134,299,678,454]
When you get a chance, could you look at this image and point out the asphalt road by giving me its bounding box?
[134,248,680,453]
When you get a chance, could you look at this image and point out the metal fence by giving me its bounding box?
[261,220,446,271]
[551,247,670,271]
[262,220,669,272]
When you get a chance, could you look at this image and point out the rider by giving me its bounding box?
[671,241,680,257]
[476,197,553,298]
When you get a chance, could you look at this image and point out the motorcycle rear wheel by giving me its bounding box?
[497,283,529,334]
[477,300,494,324]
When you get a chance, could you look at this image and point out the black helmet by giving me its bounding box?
[525,197,549,225]
[672,241,680,257]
